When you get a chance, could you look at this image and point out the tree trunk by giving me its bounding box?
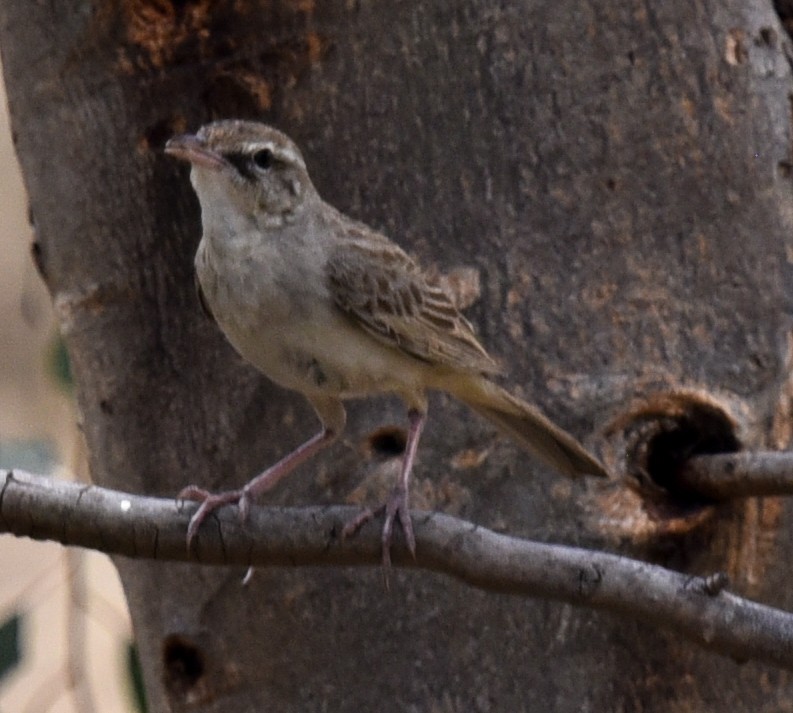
[2,1,792,710]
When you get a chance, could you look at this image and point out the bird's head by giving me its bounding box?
[165,120,316,230]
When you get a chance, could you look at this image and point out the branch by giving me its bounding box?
[3,469,793,671]
[678,451,793,499]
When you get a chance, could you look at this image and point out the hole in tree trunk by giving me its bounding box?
[620,391,741,510]
[642,408,741,500]
[364,425,407,458]
[162,634,209,702]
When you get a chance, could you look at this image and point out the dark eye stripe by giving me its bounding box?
[224,152,256,180]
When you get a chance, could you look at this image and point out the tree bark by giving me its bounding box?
[2,1,793,710]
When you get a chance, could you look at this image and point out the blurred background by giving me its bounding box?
[0,64,139,712]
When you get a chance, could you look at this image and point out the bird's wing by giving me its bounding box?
[326,232,501,375]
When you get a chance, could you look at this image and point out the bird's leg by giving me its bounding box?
[381,407,426,564]
[180,427,337,546]
[343,407,427,567]
[180,397,345,548]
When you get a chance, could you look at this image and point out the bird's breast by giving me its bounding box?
[194,232,428,401]
[196,229,320,323]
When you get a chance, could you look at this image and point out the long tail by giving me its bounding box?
[440,374,608,479]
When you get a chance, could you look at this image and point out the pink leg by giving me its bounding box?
[179,427,337,548]
[343,408,427,568]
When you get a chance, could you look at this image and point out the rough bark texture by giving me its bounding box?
[2,1,793,710]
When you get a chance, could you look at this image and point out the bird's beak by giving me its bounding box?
[165,133,227,170]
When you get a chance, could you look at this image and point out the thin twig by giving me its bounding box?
[2,469,793,671]
[678,451,793,499]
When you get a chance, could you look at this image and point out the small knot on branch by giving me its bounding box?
[683,572,729,597]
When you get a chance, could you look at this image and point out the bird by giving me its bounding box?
[165,120,608,565]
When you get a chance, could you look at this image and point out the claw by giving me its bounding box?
[380,484,416,566]
[341,507,375,540]
[178,426,339,551]
[238,487,252,522]
[180,487,244,550]
[343,484,416,569]
[342,407,426,573]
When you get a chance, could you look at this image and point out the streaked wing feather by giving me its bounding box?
[326,236,500,375]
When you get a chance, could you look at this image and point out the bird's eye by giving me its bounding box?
[252,149,273,170]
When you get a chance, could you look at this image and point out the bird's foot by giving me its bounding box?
[342,484,416,569]
[178,484,252,549]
